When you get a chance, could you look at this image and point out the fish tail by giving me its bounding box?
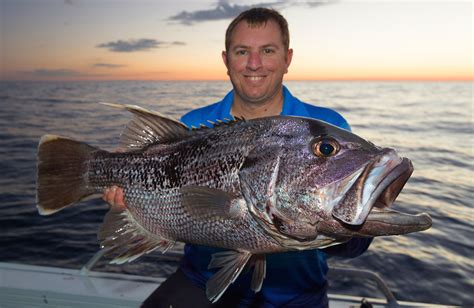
[36,134,97,215]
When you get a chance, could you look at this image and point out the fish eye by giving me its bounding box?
[312,138,339,158]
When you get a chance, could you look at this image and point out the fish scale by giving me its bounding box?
[83,123,283,252]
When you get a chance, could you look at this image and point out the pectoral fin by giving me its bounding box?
[206,251,252,303]
[250,255,266,292]
[99,206,175,264]
[180,186,243,220]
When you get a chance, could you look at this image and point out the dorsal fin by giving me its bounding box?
[100,102,189,150]
[191,117,246,131]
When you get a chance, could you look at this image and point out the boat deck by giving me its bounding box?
[0,260,452,308]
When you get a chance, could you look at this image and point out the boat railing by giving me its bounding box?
[327,266,399,307]
[80,249,400,307]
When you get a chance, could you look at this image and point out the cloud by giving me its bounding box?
[167,0,337,25]
[96,39,162,52]
[25,69,81,77]
[304,0,338,7]
[18,69,108,79]
[93,63,126,68]
[168,0,288,25]
[96,39,186,52]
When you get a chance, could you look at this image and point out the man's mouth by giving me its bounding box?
[245,76,265,82]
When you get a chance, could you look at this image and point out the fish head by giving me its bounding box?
[244,116,431,248]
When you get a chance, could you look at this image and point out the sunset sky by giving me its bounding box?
[1,0,472,81]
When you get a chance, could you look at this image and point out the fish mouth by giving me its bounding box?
[330,150,432,235]
[360,158,432,235]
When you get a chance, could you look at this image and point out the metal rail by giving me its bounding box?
[328,266,399,307]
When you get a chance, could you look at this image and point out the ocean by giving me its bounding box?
[0,80,472,306]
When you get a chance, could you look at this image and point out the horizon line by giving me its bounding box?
[1,77,473,82]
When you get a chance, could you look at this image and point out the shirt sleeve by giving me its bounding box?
[339,119,352,132]
[322,238,373,258]
[180,109,201,128]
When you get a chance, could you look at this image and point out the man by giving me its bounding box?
[104,8,372,307]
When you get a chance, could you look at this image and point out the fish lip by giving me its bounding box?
[360,207,432,236]
[326,208,432,237]
[332,150,414,225]
[372,156,413,209]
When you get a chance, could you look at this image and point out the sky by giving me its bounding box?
[0,0,472,81]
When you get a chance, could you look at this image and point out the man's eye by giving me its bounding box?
[236,50,248,56]
[263,48,275,54]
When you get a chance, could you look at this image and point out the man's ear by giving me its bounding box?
[222,51,229,66]
[285,48,293,74]
[222,50,230,75]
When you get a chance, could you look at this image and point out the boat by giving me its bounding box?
[0,249,453,308]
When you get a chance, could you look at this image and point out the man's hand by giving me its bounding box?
[102,186,126,210]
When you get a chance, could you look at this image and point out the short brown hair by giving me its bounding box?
[225,7,290,52]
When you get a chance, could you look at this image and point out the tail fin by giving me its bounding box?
[37,135,97,215]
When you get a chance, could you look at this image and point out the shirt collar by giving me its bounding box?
[223,85,297,119]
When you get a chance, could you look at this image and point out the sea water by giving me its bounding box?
[0,80,472,305]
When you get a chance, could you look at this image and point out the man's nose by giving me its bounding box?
[246,51,263,70]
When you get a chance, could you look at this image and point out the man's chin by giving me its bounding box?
[230,78,282,106]
[241,95,272,106]
[238,87,275,105]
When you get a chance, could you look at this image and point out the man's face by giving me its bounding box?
[223,20,293,105]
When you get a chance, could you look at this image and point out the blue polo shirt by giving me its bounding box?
[181,86,350,131]
[179,86,371,307]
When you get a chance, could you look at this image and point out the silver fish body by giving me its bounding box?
[37,104,431,302]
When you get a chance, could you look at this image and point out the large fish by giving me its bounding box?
[36,103,431,302]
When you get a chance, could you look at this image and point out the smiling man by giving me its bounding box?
[178,8,351,130]
[223,14,293,119]
[104,7,371,308]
